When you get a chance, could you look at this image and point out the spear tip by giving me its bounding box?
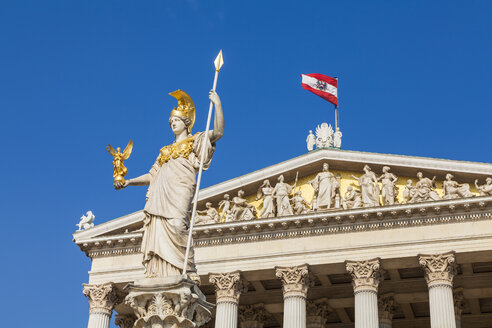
[214,50,224,72]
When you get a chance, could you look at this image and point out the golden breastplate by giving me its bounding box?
[157,134,196,165]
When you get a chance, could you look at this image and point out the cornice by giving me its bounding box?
[75,197,492,258]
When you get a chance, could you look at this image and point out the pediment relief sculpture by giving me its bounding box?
[194,161,490,225]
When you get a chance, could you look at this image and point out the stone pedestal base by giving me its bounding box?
[124,275,214,328]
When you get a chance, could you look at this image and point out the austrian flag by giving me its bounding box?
[301,73,338,106]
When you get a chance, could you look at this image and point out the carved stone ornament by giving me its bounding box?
[378,293,397,324]
[238,303,270,328]
[419,251,457,288]
[275,264,313,298]
[115,313,137,328]
[82,282,120,316]
[209,271,248,304]
[454,287,465,319]
[306,298,332,327]
[123,276,213,328]
[345,258,382,293]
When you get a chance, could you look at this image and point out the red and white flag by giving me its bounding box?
[301,73,338,106]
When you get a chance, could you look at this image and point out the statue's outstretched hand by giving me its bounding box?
[114,180,130,190]
[209,90,220,105]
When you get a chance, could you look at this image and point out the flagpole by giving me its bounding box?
[182,50,224,275]
[334,76,338,130]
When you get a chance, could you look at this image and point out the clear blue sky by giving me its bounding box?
[1,1,491,326]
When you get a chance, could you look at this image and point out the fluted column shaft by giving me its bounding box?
[419,251,457,328]
[83,283,118,328]
[276,264,313,328]
[210,271,247,328]
[346,258,381,328]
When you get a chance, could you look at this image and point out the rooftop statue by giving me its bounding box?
[352,165,380,207]
[409,172,441,203]
[333,127,342,149]
[256,179,276,218]
[306,130,316,151]
[443,174,473,199]
[378,166,398,205]
[476,178,492,196]
[273,173,298,216]
[76,210,95,231]
[309,163,337,210]
[114,89,224,278]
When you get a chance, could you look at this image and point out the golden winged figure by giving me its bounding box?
[106,140,133,186]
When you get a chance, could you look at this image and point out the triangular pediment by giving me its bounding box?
[74,148,492,244]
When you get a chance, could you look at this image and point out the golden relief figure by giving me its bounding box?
[106,140,133,186]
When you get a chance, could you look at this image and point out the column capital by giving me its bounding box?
[307,298,332,327]
[275,264,313,298]
[114,313,136,328]
[345,258,382,293]
[419,251,457,288]
[378,292,397,324]
[82,282,120,316]
[238,303,270,328]
[209,271,248,304]
[453,287,465,319]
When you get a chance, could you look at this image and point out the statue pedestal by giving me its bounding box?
[124,275,213,328]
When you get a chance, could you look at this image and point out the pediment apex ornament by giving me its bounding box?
[275,264,314,298]
[82,282,119,315]
[419,251,457,288]
[345,258,382,293]
[209,271,248,304]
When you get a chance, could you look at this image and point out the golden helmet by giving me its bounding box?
[169,90,196,133]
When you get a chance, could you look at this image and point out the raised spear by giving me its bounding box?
[182,50,224,275]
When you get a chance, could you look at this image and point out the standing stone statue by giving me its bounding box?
[475,178,492,196]
[343,186,362,209]
[409,172,441,203]
[333,127,342,148]
[114,90,224,278]
[195,202,220,225]
[443,174,473,199]
[231,190,257,221]
[309,163,336,210]
[272,174,297,216]
[378,166,398,205]
[352,165,380,207]
[403,179,415,204]
[218,193,231,222]
[291,190,310,215]
[306,130,316,151]
[256,179,276,218]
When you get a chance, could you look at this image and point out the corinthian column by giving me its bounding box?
[453,288,465,328]
[378,293,397,328]
[345,258,382,328]
[275,264,313,328]
[306,298,332,328]
[83,283,119,328]
[419,251,457,328]
[209,271,248,328]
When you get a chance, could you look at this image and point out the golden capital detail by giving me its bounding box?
[82,283,120,315]
[275,264,313,298]
[209,271,248,304]
[345,258,382,293]
[419,251,457,288]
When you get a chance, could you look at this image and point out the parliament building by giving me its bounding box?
[74,145,492,328]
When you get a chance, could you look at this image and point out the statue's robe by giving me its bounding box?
[142,132,215,277]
